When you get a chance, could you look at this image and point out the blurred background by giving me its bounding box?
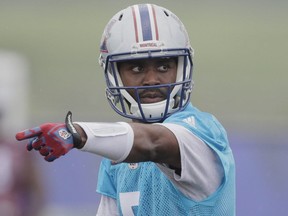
[0,0,287,215]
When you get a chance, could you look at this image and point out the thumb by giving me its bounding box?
[15,126,42,141]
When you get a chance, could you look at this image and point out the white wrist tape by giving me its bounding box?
[75,122,134,163]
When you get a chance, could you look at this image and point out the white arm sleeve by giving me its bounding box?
[156,123,224,201]
[96,195,119,216]
[75,122,134,163]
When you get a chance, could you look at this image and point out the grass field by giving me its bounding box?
[1,1,287,215]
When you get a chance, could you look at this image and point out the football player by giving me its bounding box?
[16,4,235,215]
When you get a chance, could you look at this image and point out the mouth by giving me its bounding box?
[140,92,166,103]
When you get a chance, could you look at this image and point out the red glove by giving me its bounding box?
[15,112,81,162]
[16,123,74,162]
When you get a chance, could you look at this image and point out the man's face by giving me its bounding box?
[118,57,177,104]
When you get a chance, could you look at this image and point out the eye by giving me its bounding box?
[157,64,169,72]
[131,65,143,73]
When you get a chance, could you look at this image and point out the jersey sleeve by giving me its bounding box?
[96,159,117,199]
[96,195,119,216]
[156,123,224,201]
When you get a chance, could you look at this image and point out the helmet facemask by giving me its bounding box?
[104,48,193,122]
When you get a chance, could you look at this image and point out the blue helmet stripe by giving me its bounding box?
[139,4,152,41]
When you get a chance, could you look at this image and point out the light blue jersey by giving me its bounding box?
[97,104,235,215]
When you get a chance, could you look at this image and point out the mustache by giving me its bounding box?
[138,88,167,98]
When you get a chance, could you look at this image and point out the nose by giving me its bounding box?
[143,67,160,86]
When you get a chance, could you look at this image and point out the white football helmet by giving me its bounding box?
[99,4,194,122]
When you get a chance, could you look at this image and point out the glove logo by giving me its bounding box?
[58,129,71,140]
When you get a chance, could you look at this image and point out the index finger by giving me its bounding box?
[15,126,42,141]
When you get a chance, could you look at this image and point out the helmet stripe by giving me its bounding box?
[151,4,159,40]
[139,4,152,41]
[131,4,159,43]
[131,6,139,43]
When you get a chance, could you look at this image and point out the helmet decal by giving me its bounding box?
[100,37,108,53]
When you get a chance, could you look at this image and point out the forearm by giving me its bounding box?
[74,122,180,167]
[125,123,180,166]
